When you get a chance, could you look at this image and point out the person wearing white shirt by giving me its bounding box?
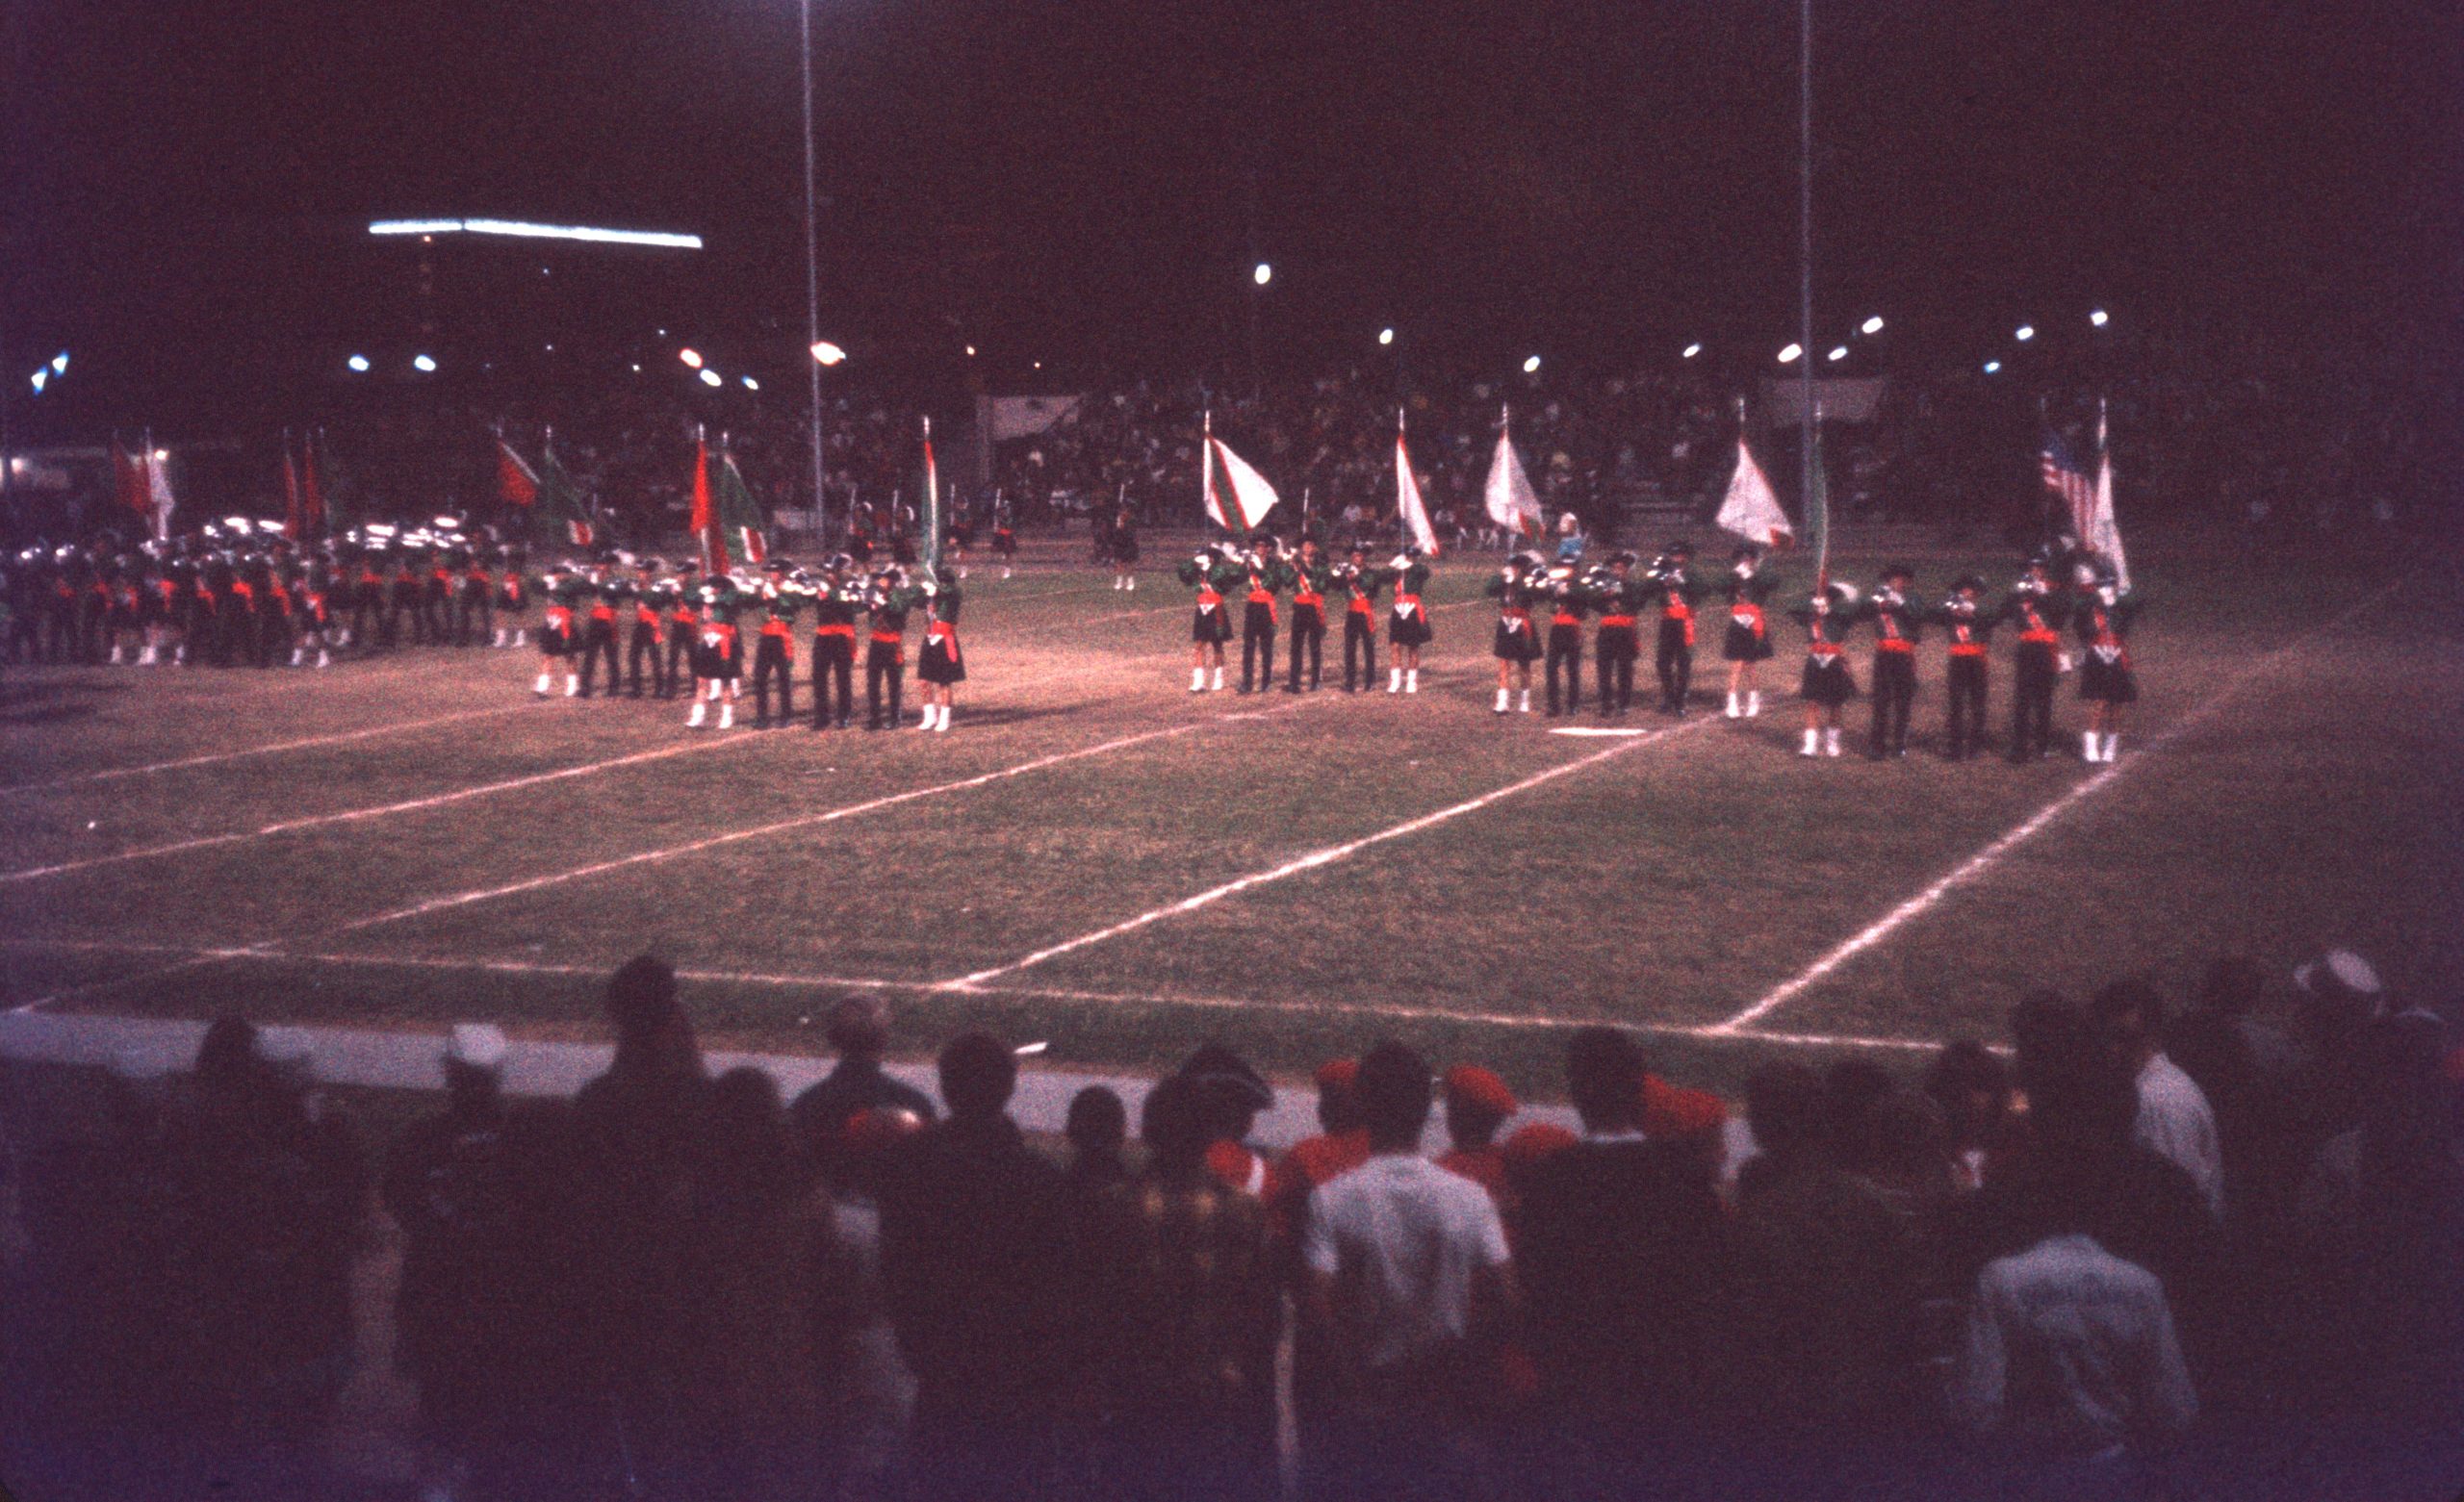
[2095,980,2225,1218]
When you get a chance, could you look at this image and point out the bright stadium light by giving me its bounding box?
[964,344,977,358]
[699,369,724,388]
[412,354,437,372]
[809,341,846,367]
[28,369,44,394]
[369,217,703,251]
[1378,327,1395,346]
[50,352,68,375]
[1827,345,1849,363]
[1984,360,2002,374]
[1253,262,1272,286]
[1777,344,1803,364]
[1860,316,1885,335]
[680,347,705,369]
[2091,308,2110,327]
[1681,343,1703,359]
[2015,324,2036,342]
[1523,355,1541,373]
[741,374,759,391]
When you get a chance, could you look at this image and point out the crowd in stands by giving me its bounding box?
[2,948,2459,1500]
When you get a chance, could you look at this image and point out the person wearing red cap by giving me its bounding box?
[1437,1065,1520,1208]
[1261,1059,1373,1247]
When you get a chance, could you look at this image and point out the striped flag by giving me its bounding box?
[718,443,768,569]
[143,443,176,543]
[2040,427,2096,542]
[539,439,593,549]
[497,437,540,510]
[1806,418,1830,592]
[281,435,304,540]
[1201,412,1280,532]
[2091,402,2131,593]
[1395,411,1438,556]
[1481,407,1544,542]
[1715,433,1792,548]
[919,416,941,577]
[300,433,325,539]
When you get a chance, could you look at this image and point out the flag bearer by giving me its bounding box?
[1720,546,1776,719]
[1485,554,1544,714]
[685,582,743,730]
[1930,575,1997,760]
[915,564,965,732]
[1857,563,1923,759]
[1384,549,1433,694]
[1791,582,1861,757]
[1178,545,1240,693]
[809,555,861,731]
[2071,565,2141,763]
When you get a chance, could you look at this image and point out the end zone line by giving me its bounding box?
[943,716,1718,991]
[0,732,759,884]
[1710,580,2403,1038]
[0,705,530,796]
[324,698,1324,938]
[0,935,1960,1050]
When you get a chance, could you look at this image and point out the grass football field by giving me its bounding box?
[3,533,2458,1102]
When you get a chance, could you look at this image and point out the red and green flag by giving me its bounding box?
[716,442,767,570]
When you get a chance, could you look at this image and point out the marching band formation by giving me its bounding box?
[3,522,2138,760]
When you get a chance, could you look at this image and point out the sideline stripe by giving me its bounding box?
[0,732,757,883]
[324,699,1323,937]
[0,705,528,795]
[0,935,1960,1050]
[1710,580,2403,1037]
[944,717,1717,990]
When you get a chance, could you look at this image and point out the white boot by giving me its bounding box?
[1388,668,1402,694]
[1724,691,1738,718]
[1125,575,1135,592]
[1210,666,1224,691]
[686,699,706,727]
[565,674,579,698]
[1114,576,1123,590]
[1518,689,1531,713]
[108,644,123,664]
[915,703,936,729]
[934,704,953,732]
[1494,688,1510,714]
[2100,732,2118,763]
[2083,730,2099,762]
[1801,728,1819,757]
[492,627,506,649]
[173,645,187,665]
[290,648,304,667]
[1824,727,1842,757]
[138,645,157,666]
[718,700,733,729]
[514,628,526,647]
[1405,670,1419,694]
[534,672,551,697]
[1747,690,1761,717]
[1002,566,1013,579]
[316,649,330,669]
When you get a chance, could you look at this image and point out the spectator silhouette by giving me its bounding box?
[788,996,937,1163]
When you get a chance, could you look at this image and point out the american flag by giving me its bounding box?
[2040,428,2096,540]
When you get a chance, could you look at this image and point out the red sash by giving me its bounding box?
[1810,642,1845,659]
[1393,592,1422,617]
[870,629,903,646]
[1295,590,1323,610]
[590,603,616,623]
[1348,595,1373,616]
[1196,587,1221,613]
[1552,610,1579,629]
[1246,587,1277,624]
[927,620,958,648]
[1598,613,1637,629]
[813,622,856,638]
[1876,637,1914,653]
[545,605,574,634]
[1731,603,1766,640]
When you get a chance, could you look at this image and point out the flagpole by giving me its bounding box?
[1798,0,1816,584]
[1201,407,1213,537]
[1397,407,1408,554]
[798,0,831,548]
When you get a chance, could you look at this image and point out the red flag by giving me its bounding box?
[282,439,304,540]
[113,440,148,520]
[691,437,723,573]
[498,439,540,509]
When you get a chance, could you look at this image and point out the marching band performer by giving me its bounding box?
[863,564,919,729]
[1590,550,1646,718]
[627,562,673,700]
[1335,543,1384,692]
[1541,561,1588,716]
[915,563,965,732]
[990,495,1018,579]
[576,569,625,700]
[1855,564,1923,759]
[1385,548,1433,694]
[491,544,530,649]
[1647,540,1700,715]
[1929,575,1997,760]
[1237,540,1293,695]
[1790,581,1861,757]
[1486,552,1545,714]
[2071,561,2141,763]
[2002,554,2071,763]
[536,573,578,698]
[749,567,804,728]
[1286,539,1331,693]
[662,563,702,698]
[685,580,744,730]
[1110,501,1141,591]
[1178,544,1241,693]
[1720,545,1775,719]
[809,554,862,731]
[287,563,332,669]
[453,547,495,647]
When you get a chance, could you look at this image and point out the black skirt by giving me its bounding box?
[1799,653,1858,705]
[2079,652,2137,703]
[919,635,966,684]
[1389,606,1433,649]
[1192,605,1232,644]
[1722,618,1775,663]
[1492,619,1542,663]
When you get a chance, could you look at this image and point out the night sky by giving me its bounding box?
[8,0,2459,404]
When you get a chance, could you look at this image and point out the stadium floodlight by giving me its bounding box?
[810,342,847,367]
[1522,355,1542,373]
[1983,360,2002,374]
[1378,327,1395,346]
[964,345,977,358]
[413,354,437,372]
[2015,324,2036,342]
[368,217,703,250]
[1860,316,1885,335]
[1827,345,1849,362]
[1253,262,1272,287]
[28,369,44,394]
[1777,344,1803,364]
[2090,308,2110,327]
[50,352,68,375]
[346,354,371,373]
[630,364,642,373]
[680,347,705,369]
[699,369,723,388]
[741,374,759,391]
[1681,343,1702,359]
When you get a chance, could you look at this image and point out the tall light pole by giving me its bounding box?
[800,0,829,541]
[1798,0,1815,573]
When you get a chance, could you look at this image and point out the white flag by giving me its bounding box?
[1206,436,1280,531]
[1396,428,1439,556]
[2092,408,2130,594]
[145,448,176,542]
[1482,424,1543,539]
[1715,435,1792,547]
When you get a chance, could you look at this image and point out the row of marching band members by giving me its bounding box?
[1177,539,1435,696]
[528,554,966,732]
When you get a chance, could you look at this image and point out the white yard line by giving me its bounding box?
[943,716,1718,990]
[1709,581,2402,1037]
[0,732,757,883]
[0,705,530,795]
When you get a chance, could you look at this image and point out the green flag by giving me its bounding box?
[538,439,594,548]
[919,418,941,578]
[716,446,767,569]
[312,428,360,536]
[1806,416,1831,591]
